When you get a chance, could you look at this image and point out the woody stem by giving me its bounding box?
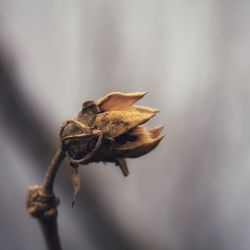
[42,145,65,195]
[26,144,66,250]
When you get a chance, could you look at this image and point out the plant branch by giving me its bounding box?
[42,145,65,195]
[26,144,65,250]
[38,208,62,250]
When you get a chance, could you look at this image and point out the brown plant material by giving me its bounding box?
[26,185,61,250]
[26,146,65,250]
[26,92,163,250]
[61,92,164,177]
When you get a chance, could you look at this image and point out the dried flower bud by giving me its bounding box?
[60,92,164,177]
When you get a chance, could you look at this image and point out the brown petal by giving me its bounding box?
[96,92,147,112]
[114,126,164,158]
[95,111,155,138]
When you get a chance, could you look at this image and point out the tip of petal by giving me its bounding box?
[156,135,165,143]
[141,112,157,124]
[133,91,147,97]
[151,108,160,114]
[132,105,159,114]
[149,125,164,139]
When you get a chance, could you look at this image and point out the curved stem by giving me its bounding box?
[42,145,65,195]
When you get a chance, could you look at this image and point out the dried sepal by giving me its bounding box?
[95,111,156,139]
[96,92,147,112]
[114,126,164,158]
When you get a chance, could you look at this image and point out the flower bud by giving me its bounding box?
[60,92,164,177]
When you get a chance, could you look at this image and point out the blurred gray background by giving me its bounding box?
[0,0,250,250]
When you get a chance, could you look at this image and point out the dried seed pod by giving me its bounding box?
[60,92,164,177]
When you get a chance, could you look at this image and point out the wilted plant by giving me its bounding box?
[26,92,163,250]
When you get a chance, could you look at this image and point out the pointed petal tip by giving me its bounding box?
[152,112,158,117]
[158,135,165,142]
[149,125,164,138]
[140,112,157,124]
[152,108,159,114]
[155,133,165,141]
[150,134,164,145]
[134,91,147,96]
[151,134,164,147]
[131,105,159,115]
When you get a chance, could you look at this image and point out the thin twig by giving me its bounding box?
[38,211,62,250]
[26,145,65,250]
[42,145,65,195]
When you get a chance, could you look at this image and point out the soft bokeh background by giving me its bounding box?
[0,1,250,250]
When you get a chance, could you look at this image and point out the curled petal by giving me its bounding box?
[95,111,156,138]
[114,126,164,158]
[96,92,147,112]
